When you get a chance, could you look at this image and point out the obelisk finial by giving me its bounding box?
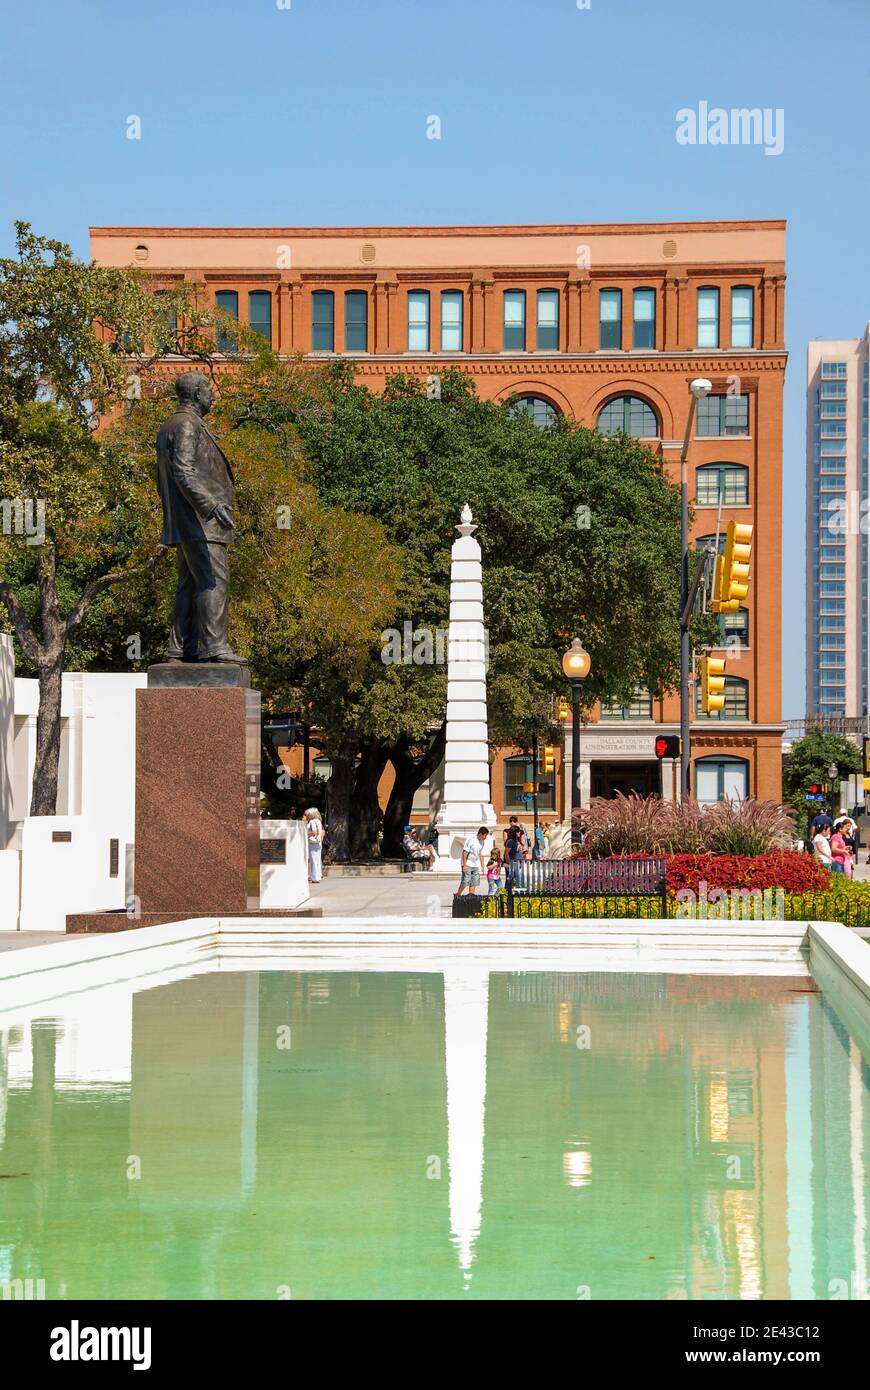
[456,503,477,536]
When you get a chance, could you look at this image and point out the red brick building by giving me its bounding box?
[91,221,786,823]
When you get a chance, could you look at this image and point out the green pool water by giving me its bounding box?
[0,968,868,1300]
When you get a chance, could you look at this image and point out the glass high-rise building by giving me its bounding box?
[806,326,870,716]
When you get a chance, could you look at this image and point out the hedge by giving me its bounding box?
[472,889,870,930]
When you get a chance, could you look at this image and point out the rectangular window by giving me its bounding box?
[536,289,560,350]
[821,361,847,378]
[248,291,272,346]
[599,289,622,349]
[820,382,847,398]
[311,291,335,351]
[408,290,430,351]
[215,290,239,353]
[720,608,749,646]
[440,291,463,351]
[632,289,656,349]
[154,291,177,351]
[730,287,754,348]
[599,689,653,720]
[696,465,748,506]
[504,757,554,812]
[697,287,720,348]
[345,291,368,352]
[503,290,526,350]
[696,393,750,437]
[820,401,847,416]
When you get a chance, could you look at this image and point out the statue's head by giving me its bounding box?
[175,371,213,415]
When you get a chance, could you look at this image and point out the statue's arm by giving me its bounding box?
[168,420,219,520]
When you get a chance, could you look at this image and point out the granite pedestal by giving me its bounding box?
[133,669,261,916]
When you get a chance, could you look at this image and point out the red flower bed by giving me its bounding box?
[662,851,828,895]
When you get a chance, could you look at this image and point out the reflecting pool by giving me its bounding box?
[0,969,867,1299]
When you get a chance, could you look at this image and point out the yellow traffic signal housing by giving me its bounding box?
[712,520,753,612]
[522,781,535,794]
[864,737,870,776]
[700,655,726,714]
[543,745,556,774]
[556,696,569,721]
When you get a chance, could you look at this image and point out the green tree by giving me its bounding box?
[280,364,693,855]
[0,224,207,813]
[782,730,863,822]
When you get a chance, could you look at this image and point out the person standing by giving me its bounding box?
[304,806,325,883]
[812,822,839,873]
[458,826,490,896]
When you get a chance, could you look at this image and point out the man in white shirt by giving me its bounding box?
[457,826,492,896]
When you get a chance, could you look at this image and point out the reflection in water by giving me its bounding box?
[0,968,867,1300]
[444,969,488,1283]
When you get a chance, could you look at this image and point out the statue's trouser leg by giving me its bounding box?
[176,534,230,659]
[167,547,198,660]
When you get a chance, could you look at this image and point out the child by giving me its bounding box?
[830,823,852,878]
[486,848,503,896]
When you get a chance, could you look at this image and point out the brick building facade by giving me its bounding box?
[91,221,786,824]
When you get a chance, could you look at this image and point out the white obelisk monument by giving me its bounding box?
[434,505,496,871]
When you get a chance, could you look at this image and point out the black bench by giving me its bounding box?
[504,856,668,918]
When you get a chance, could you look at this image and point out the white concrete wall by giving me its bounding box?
[1,660,145,931]
[0,636,13,849]
[17,816,127,932]
[259,820,309,909]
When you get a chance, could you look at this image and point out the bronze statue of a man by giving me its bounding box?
[155,371,243,663]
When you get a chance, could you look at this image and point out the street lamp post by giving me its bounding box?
[679,378,713,800]
[562,638,592,845]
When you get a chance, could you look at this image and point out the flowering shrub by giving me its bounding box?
[578,793,795,857]
[662,851,829,896]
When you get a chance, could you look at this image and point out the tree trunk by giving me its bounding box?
[30,638,65,815]
[350,739,388,860]
[382,723,446,857]
[325,742,355,863]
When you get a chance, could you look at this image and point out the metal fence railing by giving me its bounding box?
[505,856,668,919]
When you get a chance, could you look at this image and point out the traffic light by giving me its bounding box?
[700,655,726,714]
[864,737,870,776]
[654,734,680,759]
[712,520,753,613]
[556,696,569,721]
[542,745,556,774]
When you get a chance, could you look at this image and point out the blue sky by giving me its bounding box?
[1,0,867,717]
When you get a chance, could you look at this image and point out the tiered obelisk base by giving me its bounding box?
[434,508,496,872]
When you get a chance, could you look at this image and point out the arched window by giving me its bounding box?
[503,290,526,350]
[248,291,272,347]
[599,288,622,349]
[632,288,656,349]
[695,675,749,721]
[407,290,430,351]
[596,394,658,438]
[696,463,749,507]
[695,755,748,805]
[440,290,463,351]
[215,289,239,353]
[311,291,335,352]
[697,286,720,347]
[730,286,754,348]
[536,289,560,350]
[695,533,726,554]
[508,394,560,429]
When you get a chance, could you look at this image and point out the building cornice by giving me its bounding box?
[90,219,787,238]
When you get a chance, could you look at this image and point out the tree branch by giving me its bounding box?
[0,580,41,665]
[65,551,161,635]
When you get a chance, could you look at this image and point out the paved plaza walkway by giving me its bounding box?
[309,870,458,917]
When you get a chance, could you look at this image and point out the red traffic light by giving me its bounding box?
[809,784,821,795]
[654,735,680,759]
